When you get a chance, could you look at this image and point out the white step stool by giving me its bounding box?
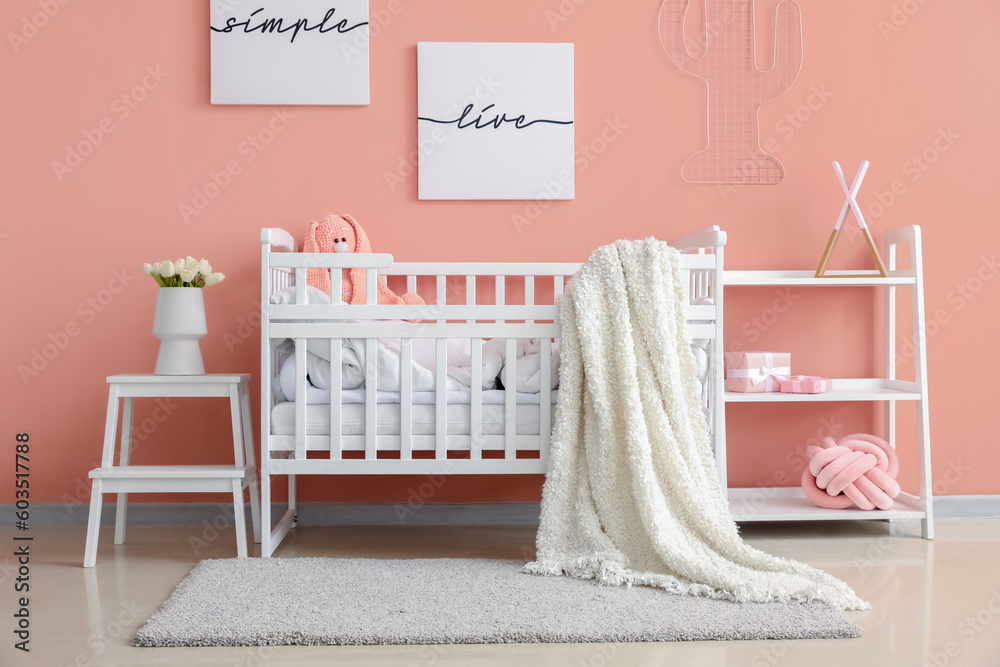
[83,374,261,567]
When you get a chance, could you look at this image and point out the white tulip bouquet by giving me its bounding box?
[144,256,225,288]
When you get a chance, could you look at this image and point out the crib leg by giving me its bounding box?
[289,474,298,526]
[261,463,272,558]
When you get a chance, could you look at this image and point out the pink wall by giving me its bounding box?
[4,0,999,505]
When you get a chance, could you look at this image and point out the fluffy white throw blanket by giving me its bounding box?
[523,239,868,611]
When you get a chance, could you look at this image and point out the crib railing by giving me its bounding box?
[265,260,574,475]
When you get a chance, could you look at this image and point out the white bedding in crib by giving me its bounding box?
[275,335,561,402]
[270,286,562,401]
[270,390,557,436]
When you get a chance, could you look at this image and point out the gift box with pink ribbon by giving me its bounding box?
[780,375,833,394]
[725,351,791,393]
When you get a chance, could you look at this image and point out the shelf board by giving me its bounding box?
[108,374,250,383]
[724,270,917,286]
[725,378,921,402]
[89,465,249,479]
[729,487,928,522]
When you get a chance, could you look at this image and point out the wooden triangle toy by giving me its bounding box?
[815,160,888,278]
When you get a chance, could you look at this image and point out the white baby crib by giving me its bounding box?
[258,226,727,556]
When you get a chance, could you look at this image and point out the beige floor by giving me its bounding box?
[4,518,1000,667]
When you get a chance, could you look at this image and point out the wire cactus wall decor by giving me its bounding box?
[658,0,803,184]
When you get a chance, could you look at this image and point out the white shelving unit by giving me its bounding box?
[721,226,933,538]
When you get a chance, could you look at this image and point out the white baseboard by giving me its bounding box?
[931,495,1000,519]
[5,495,999,526]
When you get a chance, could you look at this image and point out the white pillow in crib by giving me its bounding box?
[493,338,561,393]
[270,285,344,305]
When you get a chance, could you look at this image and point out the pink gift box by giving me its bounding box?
[725,352,791,393]
[780,375,833,394]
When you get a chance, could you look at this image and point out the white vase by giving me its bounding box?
[152,287,207,375]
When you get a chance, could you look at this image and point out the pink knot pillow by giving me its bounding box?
[801,433,900,510]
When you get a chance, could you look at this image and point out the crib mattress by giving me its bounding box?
[270,390,557,436]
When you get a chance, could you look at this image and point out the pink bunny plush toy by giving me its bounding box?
[304,213,424,306]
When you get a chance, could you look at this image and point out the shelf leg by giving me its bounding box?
[910,227,934,540]
[114,397,133,545]
[239,384,261,544]
[83,479,103,568]
[100,386,120,469]
[232,478,248,558]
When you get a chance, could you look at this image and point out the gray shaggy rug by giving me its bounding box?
[133,558,862,646]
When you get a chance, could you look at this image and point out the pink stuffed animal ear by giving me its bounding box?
[304,220,330,295]
[304,220,320,252]
[341,214,371,253]
[340,214,372,304]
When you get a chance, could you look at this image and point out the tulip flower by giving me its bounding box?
[203,272,226,286]
[144,256,223,288]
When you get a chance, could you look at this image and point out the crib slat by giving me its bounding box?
[540,338,552,468]
[295,268,306,304]
[436,275,446,323]
[467,275,481,458]
[554,275,564,298]
[365,338,377,460]
[471,337,482,460]
[505,338,516,460]
[436,338,447,460]
[495,276,505,324]
[366,269,377,305]
[331,267,342,304]
[329,337,341,460]
[704,338,715,435]
[401,338,412,460]
[294,338,307,461]
[525,276,534,324]
[465,275,476,323]
[407,275,416,295]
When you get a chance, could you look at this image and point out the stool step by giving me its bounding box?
[89,465,249,480]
